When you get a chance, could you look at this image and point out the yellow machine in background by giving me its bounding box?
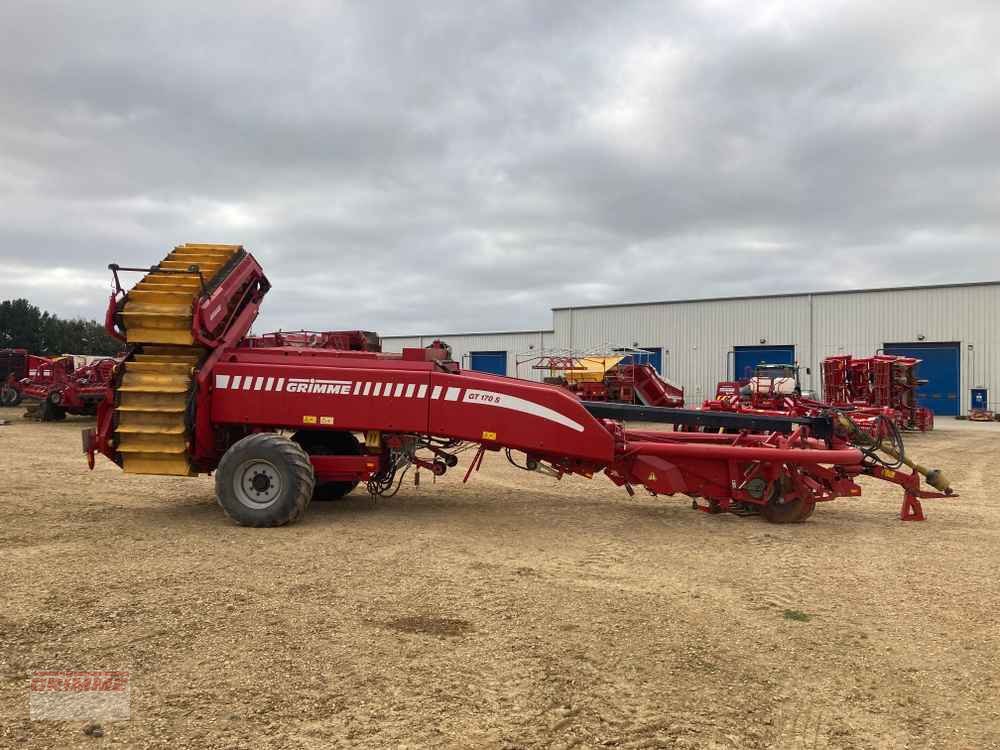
[557,355,625,384]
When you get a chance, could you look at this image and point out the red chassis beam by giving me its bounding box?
[310,454,381,483]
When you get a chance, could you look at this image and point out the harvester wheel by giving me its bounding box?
[292,430,362,501]
[215,433,315,527]
[0,385,21,407]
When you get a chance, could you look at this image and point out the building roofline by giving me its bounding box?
[551,279,1000,312]
[382,278,999,339]
[382,328,554,339]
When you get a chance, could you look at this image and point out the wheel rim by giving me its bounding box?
[233,459,283,510]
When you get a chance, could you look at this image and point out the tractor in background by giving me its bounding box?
[706,362,899,439]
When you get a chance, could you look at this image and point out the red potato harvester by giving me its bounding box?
[84,244,956,527]
[9,354,118,420]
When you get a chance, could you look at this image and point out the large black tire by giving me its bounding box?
[292,430,362,501]
[215,433,316,527]
[0,385,21,407]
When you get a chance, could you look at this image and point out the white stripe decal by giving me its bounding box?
[394,383,404,397]
[373,383,382,396]
[444,387,461,401]
[253,376,264,390]
[276,378,285,391]
[463,389,585,432]
[215,374,230,390]
[231,375,242,390]
[404,383,415,398]
[243,377,253,391]
[431,385,442,400]
[353,382,362,394]
[363,382,372,395]
[417,384,427,399]
[265,377,274,391]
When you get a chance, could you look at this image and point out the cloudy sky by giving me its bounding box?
[1,1,998,335]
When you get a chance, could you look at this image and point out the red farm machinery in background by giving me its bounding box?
[83,243,955,527]
[702,362,871,431]
[705,355,934,441]
[7,354,119,420]
[525,347,685,408]
[822,354,934,432]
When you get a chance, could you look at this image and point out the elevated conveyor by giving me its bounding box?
[105,244,267,475]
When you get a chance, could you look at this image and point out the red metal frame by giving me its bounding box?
[14,355,118,416]
[240,330,381,351]
[821,354,932,432]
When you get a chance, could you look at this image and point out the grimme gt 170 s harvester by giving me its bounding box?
[85,244,955,526]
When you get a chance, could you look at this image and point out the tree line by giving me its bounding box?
[0,298,121,356]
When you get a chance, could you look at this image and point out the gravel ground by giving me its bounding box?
[1,407,998,749]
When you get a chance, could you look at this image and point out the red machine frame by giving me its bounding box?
[822,354,934,432]
[9,355,118,419]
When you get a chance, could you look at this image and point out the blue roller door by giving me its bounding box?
[883,342,960,416]
[469,351,507,376]
[618,347,662,373]
[732,345,795,381]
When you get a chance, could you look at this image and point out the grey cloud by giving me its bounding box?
[1,0,998,335]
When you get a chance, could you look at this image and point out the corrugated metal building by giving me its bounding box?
[382,281,1000,417]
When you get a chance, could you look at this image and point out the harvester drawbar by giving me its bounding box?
[85,244,956,526]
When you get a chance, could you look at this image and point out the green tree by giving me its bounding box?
[0,298,120,356]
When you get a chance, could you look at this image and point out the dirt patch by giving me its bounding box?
[1,407,998,748]
[383,616,474,637]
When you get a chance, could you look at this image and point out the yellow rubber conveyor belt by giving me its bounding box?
[114,244,241,475]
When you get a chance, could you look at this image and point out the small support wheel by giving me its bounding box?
[759,475,816,524]
[293,430,362,501]
[761,494,815,524]
[215,433,315,526]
